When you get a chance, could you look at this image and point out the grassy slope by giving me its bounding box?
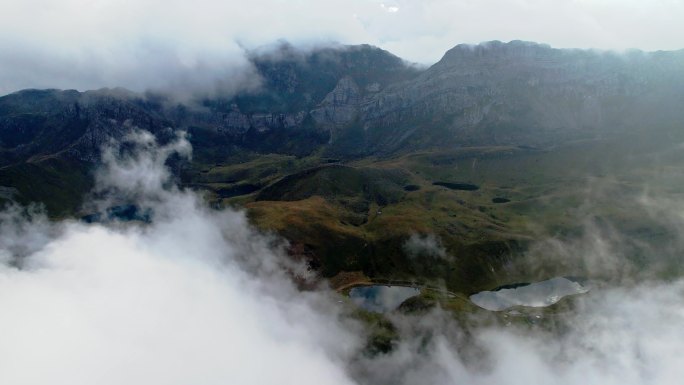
[181,127,684,296]
[1,124,679,298]
[0,157,93,216]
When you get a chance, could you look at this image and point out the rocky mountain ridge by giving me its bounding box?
[182,40,684,156]
[3,40,683,165]
[0,88,173,165]
[354,40,684,153]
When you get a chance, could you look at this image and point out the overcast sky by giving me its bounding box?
[1,0,682,95]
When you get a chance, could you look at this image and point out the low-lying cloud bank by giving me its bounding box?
[1,131,684,384]
[355,280,684,385]
[0,132,361,385]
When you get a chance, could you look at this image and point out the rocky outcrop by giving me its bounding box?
[310,77,361,130]
[215,108,307,135]
[68,93,173,161]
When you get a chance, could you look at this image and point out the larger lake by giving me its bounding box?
[470,277,589,311]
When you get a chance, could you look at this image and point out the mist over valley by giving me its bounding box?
[2,1,684,384]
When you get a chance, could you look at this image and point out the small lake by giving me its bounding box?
[470,277,589,311]
[349,285,421,313]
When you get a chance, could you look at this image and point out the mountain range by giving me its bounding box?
[1,40,683,293]
[3,41,683,165]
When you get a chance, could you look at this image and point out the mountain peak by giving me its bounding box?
[437,40,556,66]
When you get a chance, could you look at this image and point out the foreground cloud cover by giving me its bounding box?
[0,132,361,385]
[1,0,682,96]
[0,130,683,384]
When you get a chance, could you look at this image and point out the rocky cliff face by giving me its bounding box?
[310,77,362,142]
[204,107,307,136]
[0,89,172,165]
[173,44,420,155]
[354,40,684,152]
[194,40,684,156]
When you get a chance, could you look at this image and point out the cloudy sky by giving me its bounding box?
[0,0,682,95]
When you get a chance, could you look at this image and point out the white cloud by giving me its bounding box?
[0,131,362,385]
[381,3,400,13]
[403,233,450,260]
